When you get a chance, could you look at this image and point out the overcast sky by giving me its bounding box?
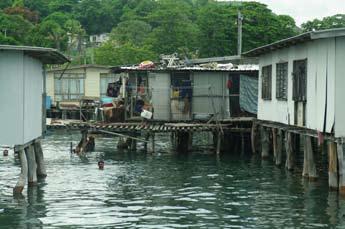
[235,0,345,26]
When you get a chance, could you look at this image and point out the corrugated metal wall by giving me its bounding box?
[192,72,230,120]
[149,72,171,120]
[258,38,337,134]
[0,51,43,145]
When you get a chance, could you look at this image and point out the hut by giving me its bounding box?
[112,64,258,122]
[244,28,345,193]
[0,45,69,193]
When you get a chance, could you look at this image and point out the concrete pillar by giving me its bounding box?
[337,142,345,194]
[34,140,47,178]
[328,141,338,191]
[13,149,27,194]
[302,136,317,180]
[26,144,37,187]
[285,132,294,170]
[275,129,283,166]
[261,127,269,159]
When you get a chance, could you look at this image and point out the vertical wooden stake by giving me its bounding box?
[337,142,345,194]
[26,144,37,187]
[275,129,283,166]
[13,149,27,194]
[328,141,338,191]
[34,140,47,178]
[303,136,309,178]
[241,133,245,155]
[307,136,317,180]
[285,132,294,170]
[188,133,193,152]
[272,128,277,161]
[261,127,269,159]
[251,123,257,153]
[216,132,221,155]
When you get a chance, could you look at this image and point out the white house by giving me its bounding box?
[0,45,69,146]
[244,28,345,138]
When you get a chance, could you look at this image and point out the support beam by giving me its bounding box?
[285,132,294,171]
[338,142,345,194]
[302,136,318,180]
[275,129,283,166]
[261,127,269,159]
[13,149,27,194]
[328,141,338,191]
[26,144,37,187]
[34,140,47,178]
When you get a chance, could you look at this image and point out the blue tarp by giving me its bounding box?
[240,75,258,114]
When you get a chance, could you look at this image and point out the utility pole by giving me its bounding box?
[237,10,243,56]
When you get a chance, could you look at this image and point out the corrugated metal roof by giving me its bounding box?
[114,64,258,72]
[0,45,69,64]
[243,27,345,57]
[47,64,112,72]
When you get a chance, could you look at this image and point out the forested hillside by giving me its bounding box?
[0,0,341,66]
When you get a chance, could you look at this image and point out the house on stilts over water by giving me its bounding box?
[244,27,345,193]
[0,45,69,194]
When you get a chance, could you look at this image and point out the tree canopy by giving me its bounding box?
[1,0,339,66]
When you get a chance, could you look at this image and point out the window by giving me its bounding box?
[276,62,288,100]
[293,59,307,101]
[261,65,272,100]
[54,73,85,101]
[100,73,118,98]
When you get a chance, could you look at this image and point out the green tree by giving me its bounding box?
[302,14,345,32]
[0,0,13,9]
[94,42,157,66]
[145,0,200,56]
[111,20,152,46]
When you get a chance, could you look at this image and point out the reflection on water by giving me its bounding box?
[1,130,345,228]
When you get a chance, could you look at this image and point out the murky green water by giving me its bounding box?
[1,130,345,228]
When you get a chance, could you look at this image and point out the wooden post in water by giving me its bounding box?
[285,132,294,170]
[13,148,27,194]
[275,129,283,166]
[34,139,47,178]
[130,139,137,151]
[302,135,317,180]
[148,133,155,153]
[251,122,257,153]
[216,132,222,155]
[272,128,277,161]
[261,126,269,159]
[328,141,338,191]
[26,144,37,187]
[188,133,193,152]
[337,142,345,194]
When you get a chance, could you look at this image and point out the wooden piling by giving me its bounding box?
[272,128,277,161]
[275,129,283,166]
[34,140,47,178]
[26,144,37,187]
[303,136,317,180]
[130,139,137,151]
[285,132,294,171]
[188,133,193,152]
[328,141,338,191]
[337,142,345,194]
[216,132,221,155]
[251,122,257,153]
[13,149,27,194]
[261,126,269,159]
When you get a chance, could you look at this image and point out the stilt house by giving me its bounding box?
[0,45,69,146]
[112,64,258,121]
[244,28,345,138]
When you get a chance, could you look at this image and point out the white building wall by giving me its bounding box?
[335,37,345,137]
[0,51,44,145]
[23,55,43,143]
[258,38,336,134]
[0,51,24,145]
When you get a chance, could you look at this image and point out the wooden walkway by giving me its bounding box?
[46,118,253,134]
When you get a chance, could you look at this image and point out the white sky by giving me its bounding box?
[225,0,345,26]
